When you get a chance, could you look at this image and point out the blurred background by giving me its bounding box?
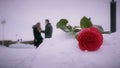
[0,0,119,41]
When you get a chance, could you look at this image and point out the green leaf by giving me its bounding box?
[56,19,71,32]
[80,16,93,28]
[56,19,68,28]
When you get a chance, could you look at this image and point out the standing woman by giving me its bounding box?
[33,22,43,48]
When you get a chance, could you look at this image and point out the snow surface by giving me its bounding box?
[0,30,120,68]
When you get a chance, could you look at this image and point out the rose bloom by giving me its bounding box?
[77,27,103,51]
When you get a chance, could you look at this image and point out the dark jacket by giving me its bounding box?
[33,25,43,40]
[32,25,43,47]
[41,23,53,38]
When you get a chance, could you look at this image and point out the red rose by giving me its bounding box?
[77,27,103,51]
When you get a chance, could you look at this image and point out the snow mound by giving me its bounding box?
[0,31,120,68]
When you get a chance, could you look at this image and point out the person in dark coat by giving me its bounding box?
[41,19,53,38]
[33,22,43,48]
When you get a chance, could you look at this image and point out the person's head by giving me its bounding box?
[45,19,49,24]
[36,22,41,27]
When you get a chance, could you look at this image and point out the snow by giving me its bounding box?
[0,30,120,68]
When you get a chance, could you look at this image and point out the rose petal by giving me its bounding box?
[77,27,103,51]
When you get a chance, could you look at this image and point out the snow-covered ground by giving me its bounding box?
[0,30,120,68]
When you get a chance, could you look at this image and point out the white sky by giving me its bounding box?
[0,0,119,41]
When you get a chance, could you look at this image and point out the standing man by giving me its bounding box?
[41,19,53,38]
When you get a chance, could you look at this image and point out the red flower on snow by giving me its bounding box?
[77,27,103,51]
